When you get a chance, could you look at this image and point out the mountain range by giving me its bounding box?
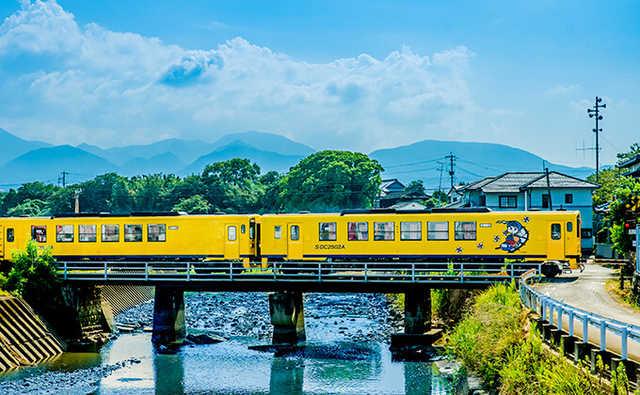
[0,128,594,190]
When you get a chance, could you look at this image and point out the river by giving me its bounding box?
[0,293,469,394]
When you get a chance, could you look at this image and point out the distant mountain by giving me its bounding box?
[210,131,314,157]
[0,145,117,185]
[0,128,49,165]
[370,140,594,190]
[183,141,304,175]
[78,138,215,166]
[120,152,185,176]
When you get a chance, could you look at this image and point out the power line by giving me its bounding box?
[445,152,456,190]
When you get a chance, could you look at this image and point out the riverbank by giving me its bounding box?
[447,283,613,394]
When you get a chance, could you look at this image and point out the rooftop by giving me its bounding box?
[467,171,598,193]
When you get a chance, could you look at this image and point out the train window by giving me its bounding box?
[148,224,166,242]
[274,225,282,239]
[31,226,47,243]
[319,222,336,241]
[241,224,246,234]
[79,225,97,242]
[400,222,422,240]
[249,223,255,240]
[124,225,143,242]
[427,222,449,241]
[56,225,74,243]
[348,222,368,241]
[6,228,14,243]
[228,226,237,241]
[551,223,561,240]
[454,221,477,241]
[101,224,119,242]
[567,222,573,232]
[374,222,395,240]
[290,225,300,241]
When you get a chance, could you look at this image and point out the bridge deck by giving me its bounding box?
[58,261,541,292]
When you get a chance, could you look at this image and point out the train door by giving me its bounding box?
[287,223,302,260]
[224,224,240,259]
[564,220,577,256]
[547,222,564,260]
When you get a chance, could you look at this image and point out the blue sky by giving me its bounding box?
[0,0,638,167]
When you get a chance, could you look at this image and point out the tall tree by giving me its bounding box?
[279,151,383,211]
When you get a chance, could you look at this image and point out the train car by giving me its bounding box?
[0,213,256,264]
[256,208,581,276]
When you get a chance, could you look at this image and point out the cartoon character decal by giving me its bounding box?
[495,220,529,253]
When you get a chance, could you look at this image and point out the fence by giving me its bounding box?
[520,271,640,361]
[58,260,542,286]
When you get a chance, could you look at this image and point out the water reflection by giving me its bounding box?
[153,349,184,395]
[270,357,304,395]
[1,334,463,394]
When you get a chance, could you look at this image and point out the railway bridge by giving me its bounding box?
[57,260,541,346]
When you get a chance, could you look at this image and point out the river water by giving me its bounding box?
[0,293,468,394]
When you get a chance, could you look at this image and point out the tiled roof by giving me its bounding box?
[462,176,496,191]
[477,171,598,193]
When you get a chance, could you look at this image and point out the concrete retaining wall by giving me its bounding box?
[0,296,63,372]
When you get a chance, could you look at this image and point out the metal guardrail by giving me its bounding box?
[58,261,542,285]
[519,271,640,361]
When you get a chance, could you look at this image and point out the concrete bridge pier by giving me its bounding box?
[391,288,440,353]
[404,289,432,334]
[152,287,186,346]
[269,291,306,344]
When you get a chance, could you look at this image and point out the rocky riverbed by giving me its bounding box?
[116,292,404,342]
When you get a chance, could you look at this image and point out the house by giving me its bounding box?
[376,178,429,208]
[619,154,640,178]
[450,171,599,252]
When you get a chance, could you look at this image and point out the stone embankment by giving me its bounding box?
[0,296,63,372]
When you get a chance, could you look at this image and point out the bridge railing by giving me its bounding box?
[519,271,640,361]
[58,260,542,285]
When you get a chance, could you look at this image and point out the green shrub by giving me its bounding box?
[448,283,608,393]
[2,240,58,296]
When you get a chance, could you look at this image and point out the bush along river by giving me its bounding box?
[0,292,473,394]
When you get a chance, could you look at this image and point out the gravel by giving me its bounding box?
[116,292,404,343]
[0,358,141,395]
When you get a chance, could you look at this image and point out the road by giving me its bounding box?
[533,264,640,361]
[536,264,640,326]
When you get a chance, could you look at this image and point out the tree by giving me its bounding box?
[403,180,427,198]
[2,241,58,296]
[616,143,640,164]
[202,159,263,213]
[7,199,48,216]
[172,195,211,214]
[259,171,284,212]
[279,151,383,211]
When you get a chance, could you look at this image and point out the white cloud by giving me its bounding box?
[0,0,478,151]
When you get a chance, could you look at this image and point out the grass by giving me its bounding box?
[605,278,640,313]
[447,283,613,394]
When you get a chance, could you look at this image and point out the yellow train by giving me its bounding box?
[0,208,581,277]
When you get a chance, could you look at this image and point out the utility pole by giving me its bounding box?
[587,96,606,183]
[445,152,456,190]
[436,161,444,193]
[58,171,70,187]
[73,189,81,214]
[544,166,553,210]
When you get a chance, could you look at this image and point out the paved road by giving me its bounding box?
[536,264,640,326]
[533,264,640,360]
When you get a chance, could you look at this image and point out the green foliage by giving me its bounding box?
[616,143,640,165]
[448,284,606,393]
[172,194,211,214]
[2,240,58,296]
[0,152,386,216]
[279,150,383,211]
[7,198,48,216]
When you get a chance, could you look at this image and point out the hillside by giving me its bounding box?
[210,131,314,157]
[183,141,303,175]
[0,145,117,185]
[0,128,49,165]
[370,140,594,189]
